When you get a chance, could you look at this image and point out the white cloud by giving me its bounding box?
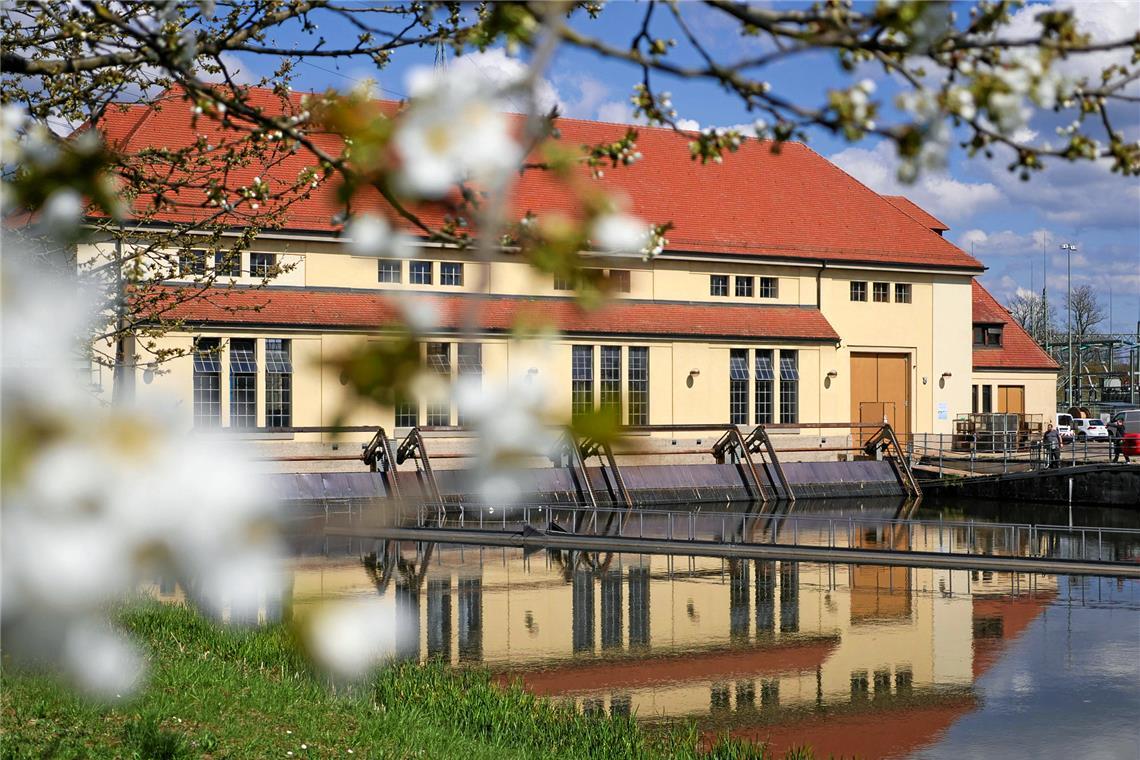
[675,117,700,131]
[596,99,635,124]
[555,74,610,119]
[829,140,1004,222]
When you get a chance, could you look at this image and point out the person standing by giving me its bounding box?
[1043,423,1062,469]
[1110,418,1130,463]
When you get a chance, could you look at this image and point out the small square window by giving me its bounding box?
[250,252,276,278]
[440,262,464,286]
[735,276,754,297]
[214,250,241,278]
[895,283,912,304]
[710,275,728,297]
[850,281,868,302]
[554,276,573,291]
[873,282,890,302]
[180,250,206,277]
[607,270,631,293]
[409,261,432,285]
[378,260,401,283]
[759,277,778,299]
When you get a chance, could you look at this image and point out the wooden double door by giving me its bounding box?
[851,352,911,443]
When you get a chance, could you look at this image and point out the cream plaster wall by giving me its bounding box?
[970,370,1058,423]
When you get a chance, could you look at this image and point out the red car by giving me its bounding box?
[1110,410,1140,458]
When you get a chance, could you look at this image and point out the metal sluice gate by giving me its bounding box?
[345,421,923,510]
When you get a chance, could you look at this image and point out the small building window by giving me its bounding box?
[628,347,649,426]
[440,262,464,286]
[779,351,799,424]
[409,261,433,285]
[973,325,1004,346]
[214,250,242,278]
[180,250,207,277]
[850,281,868,302]
[981,384,993,414]
[972,384,979,414]
[571,346,594,422]
[895,283,912,303]
[730,348,749,425]
[265,339,292,427]
[755,349,774,424]
[735,276,754,298]
[229,338,257,428]
[710,275,729,297]
[395,394,418,428]
[607,269,631,294]
[250,252,277,278]
[759,277,778,299]
[378,260,401,283]
[554,276,573,291]
[600,346,621,421]
[873,282,890,302]
[192,337,221,427]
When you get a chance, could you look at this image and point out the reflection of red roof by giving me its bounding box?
[972,281,1059,371]
[495,637,839,696]
[734,698,975,760]
[147,286,843,342]
[971,592,1057,679]
[98,87,984,271]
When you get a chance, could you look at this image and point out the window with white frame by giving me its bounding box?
[873,282,890,302]
[180,250,206,277]
[710,275,728,297]
[214,250,242,278]
[192,338,221,427]
[440,262,464,286]
[229,338,257,428]
[409,260,433,285]
[456,343,482,425]
[735,276,754,298]
[426,343,451,426]
[779,351,798,423]
[850,281,868,302]
[755,349,774,424]
[894,283,912,303]
[600,346,621,421]
[758,277,778,299]
[628,347,649,425]
[571,346,594,422]
[378,260,401,283]
[730,349,749,424]
[265,339,292,427]
[250,252,276,278]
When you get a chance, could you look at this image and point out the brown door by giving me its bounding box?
[997,385,1025,415]
[851,353,911,444]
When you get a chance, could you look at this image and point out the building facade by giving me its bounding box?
[88,90,1057,446]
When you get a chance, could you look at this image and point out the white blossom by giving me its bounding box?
[305,597,399,680]
[394,66,522,198]
[345,213,411,258]
[591,212,650,257]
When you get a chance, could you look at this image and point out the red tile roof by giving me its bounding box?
[972,280,1059,371]
[882,195,949,232]
[147,286,841,342]
[98,88,984,271]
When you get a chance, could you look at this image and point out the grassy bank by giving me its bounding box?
[1,602,812,759]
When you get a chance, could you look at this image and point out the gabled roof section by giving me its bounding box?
[972,280,1059,371]
[96,87,985,271]
[147,286,842,343]
[882,195,949,232]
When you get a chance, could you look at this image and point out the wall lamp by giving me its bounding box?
[826,370,838,379]
[941,372,953,379]
[689,368,700,376]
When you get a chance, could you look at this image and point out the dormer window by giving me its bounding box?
[973,324,1003,346]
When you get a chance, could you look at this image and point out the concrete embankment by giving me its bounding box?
[921,464,1140,508]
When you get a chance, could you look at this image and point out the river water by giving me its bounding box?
[166,497,1140,758]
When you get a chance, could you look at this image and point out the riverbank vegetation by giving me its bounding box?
[1,602,812,759]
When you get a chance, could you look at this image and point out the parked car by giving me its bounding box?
[1055,413,1075,442]
[1073,418,1110,441]
[1110,410,1140,457]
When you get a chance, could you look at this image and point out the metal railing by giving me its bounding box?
[404,501,1140,564]
[909,431,1124,476]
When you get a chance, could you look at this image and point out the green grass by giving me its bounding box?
[1,602,814,759]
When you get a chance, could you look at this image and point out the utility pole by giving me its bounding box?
[1041,232,1048,346]
[1060,242,1078,408]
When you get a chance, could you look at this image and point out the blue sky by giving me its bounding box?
[229,0,1139,333]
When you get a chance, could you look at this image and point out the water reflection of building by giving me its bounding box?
[144,542,1061,760]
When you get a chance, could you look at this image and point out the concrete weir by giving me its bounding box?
[271,422,921,507]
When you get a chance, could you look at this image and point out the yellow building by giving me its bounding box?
[88,89,1057,452]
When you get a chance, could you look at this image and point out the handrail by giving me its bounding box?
[742,425,795,502]
[362,427,401,500]
[711,426,770,503]
[395,428,443,508]
[862,423,922,499]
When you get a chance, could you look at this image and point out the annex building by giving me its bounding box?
[88,89,1058,446]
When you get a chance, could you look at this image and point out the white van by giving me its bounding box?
[1055,413,1074,442]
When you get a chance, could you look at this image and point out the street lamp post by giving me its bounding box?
[1060,242,1078,408]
